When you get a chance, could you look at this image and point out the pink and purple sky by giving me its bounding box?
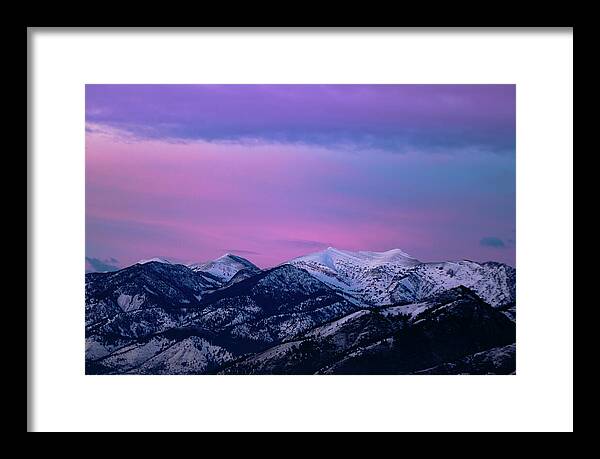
[85,84,515,271]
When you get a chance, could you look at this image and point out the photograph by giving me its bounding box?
[85,84,517,375]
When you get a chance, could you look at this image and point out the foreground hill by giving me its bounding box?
[221,287,515,375]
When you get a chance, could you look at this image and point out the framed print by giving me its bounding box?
[28,27,573,432]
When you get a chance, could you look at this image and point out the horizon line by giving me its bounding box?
[85,245,515,273]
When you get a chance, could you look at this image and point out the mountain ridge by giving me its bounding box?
[85,248,516,375]
[188,253,261,283]
[288,247,515,307]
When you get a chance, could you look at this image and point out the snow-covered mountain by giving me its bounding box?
[87,332,235,375]
[136,257,173,265]
[289,247,515,307]
[388,260,515,307]
[86,261,221,326]
[189,253,261,283]
[221,286,516,375]
[289,247,420,305]
[85,247,516,375]
[85,262,356,373]
[85,261,225,361]
[183,264,358,350]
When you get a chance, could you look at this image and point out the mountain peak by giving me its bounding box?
[189,253,260,283]
[299,247,419,265]
[136,257,172,265]
[288,247,424,305]
[217,253,250,263]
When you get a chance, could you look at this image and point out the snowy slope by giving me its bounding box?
[87,332,235,375]
[289,247,515,307]
[136,257,172,265]
[316,287,515,375]
[85,261,220,325]
[289,247,420,305]
[185,264,357,346]
[223,286,515,375]
[129,337,234,375]
[189,253,260,283]
[389,260,515,307]
[85,263,357,373]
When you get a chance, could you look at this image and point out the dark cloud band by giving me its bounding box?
[86,84,515,155]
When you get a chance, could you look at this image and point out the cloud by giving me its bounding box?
[277,239,331,250]
[222,249,260,256]
[85,85,516,155]
[479,237,506,248]
[85,257,120,272]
